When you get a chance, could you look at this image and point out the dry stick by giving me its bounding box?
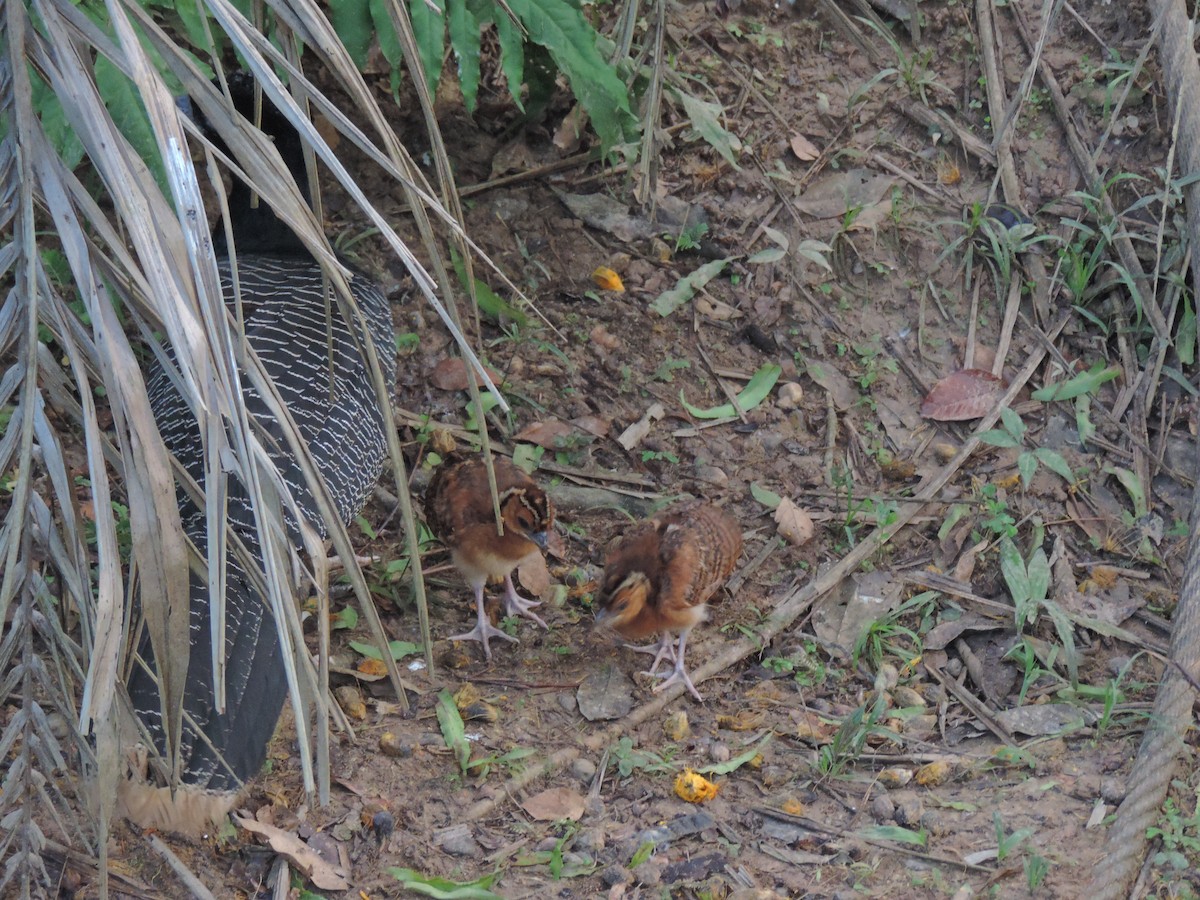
[465,315,1069,823]
[145,834,217,900]
[1087,1,1200,896]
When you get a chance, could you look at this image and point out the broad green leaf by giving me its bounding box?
[1104,465,1148,518]
[857,824,928,847]
[1026,548,1049,604]
[696,735,771,775]
[1033,448,1074,483]
[451,251,529,325]
[494,9,526,111]
[387,867,502,899]
[447,0,483,112]
[629,841,655,867]
[1017,451,1037,488]
[349,639,422,661]
[796,238,833,271]
[978,429,1020,448]
[370,0,405,67]
[998,537,1029,607]
[999,406,1026,439]
[750,481,782,509]
[437,689,471,773]
[410,0,447,98]
[681,363,781,420]
[96,57,167,194]
[328,0,374,68]
[1031,363,1121,402]
[651,258,730,316]
[1041,600,1079,686]
[675,90,741,168]
[30,76,84,170]
[507,0,637,150]
[332,605,359,630]
[937,504,968,541]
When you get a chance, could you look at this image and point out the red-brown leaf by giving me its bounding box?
[920,369,1006,421]
[514,418,577,449]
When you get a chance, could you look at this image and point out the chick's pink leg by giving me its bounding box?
[502,574,548,629]
[651,630,703,702]
[449,583,517,660]
[627,633,676,676]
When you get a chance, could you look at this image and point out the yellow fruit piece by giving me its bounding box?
[664,711,691,742]
[915,760,953,786]
[591,266,625,292]
[674,769,719,803]
[357,657,388,678]
[780,797,805,816]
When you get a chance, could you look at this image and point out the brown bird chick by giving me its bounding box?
[595,502,742,701]
[426,453,554,659]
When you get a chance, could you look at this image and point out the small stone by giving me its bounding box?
[584,797,605,818]
[709,742,731,764]
[919,811,947,837]
[574,827,607,853]
[777,382,804,410]
[875,663,900,691]
[759,765,790,788]
[556,692,578,714]
[571,758,597,783]
[435,823,481,858]
[870,793,895,822]
[379,732,413,758]
[1101,777,1127,804]
[892,686,926,708]
[600,865,631,887]
[892,794,923,827]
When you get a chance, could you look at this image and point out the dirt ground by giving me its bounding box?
[95,0,1200,897]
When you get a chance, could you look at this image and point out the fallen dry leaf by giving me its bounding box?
[790,133,820,160]
[514,418,578,449]
[430,357,502,392]
[571,414,611,438]
[592,266,626,292]
[774,497,815,546]
[920,369,1006,421]
[517,552,551,596]
[617,402,665,450]
[235,816,350,891]
[522,787,586,821]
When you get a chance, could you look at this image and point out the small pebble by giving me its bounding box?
[776,382,804,410]
[1100,777,1127,804]
[435,823,481,858]
[870,793,896,821]
[919,811,947,837]
[571,758,597,783]
[892,686,926,708]
[600,865,631,887]
[556,692,578,714]
[709,742,731,764]
[892,794,924,827]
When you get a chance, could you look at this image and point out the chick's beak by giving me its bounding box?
[529,530,549,550]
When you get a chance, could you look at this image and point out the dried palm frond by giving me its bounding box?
[0,0,489,891]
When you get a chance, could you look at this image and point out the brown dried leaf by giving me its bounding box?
[517,552,551,596]
[514,418,577,449]
[774,497,814,546]
[430,357,502,392]
[235,817,349,891]
[522,787,586,821]
[791,133,820,161]
[920,368,1006,421]
[571,414,611,438]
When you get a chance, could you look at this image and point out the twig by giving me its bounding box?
[146,834,218,900]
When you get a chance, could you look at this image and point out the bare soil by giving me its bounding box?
[97,0,1200,898]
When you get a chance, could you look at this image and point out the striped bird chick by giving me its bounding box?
[595,502,742,701]
[425,453,554,660]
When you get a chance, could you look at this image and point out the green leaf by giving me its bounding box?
[451,250,529,325]
[977,429,1020,448]
[95,56,167,194]
[681,363,781,420]
[332,605,359,630]
[387,867,502,899]
[696,735,771,775]
[628,841,655,867]
[1017,451,1037,488]
[856,824,928,847]
[1033,448,1074,483]
[998,537,1030,607]
[349,639,422,661]
[1026,548,1050,605]
[795,238,834,271]
[507,0,637,150]
[437,689,472,773]
[328,0,374,68]
[30,75,84,169]
[1031,363,1121,402]
[750,481,782,510]
[447,0,483,112]
[493,10,526,111]
[370,0,405,67]
[1104,465,1148,518]
[748,225,787,264]
[675,90,741,168]
[651,258,730,317]
[998,406,1026,439]
[410,0,447,98]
